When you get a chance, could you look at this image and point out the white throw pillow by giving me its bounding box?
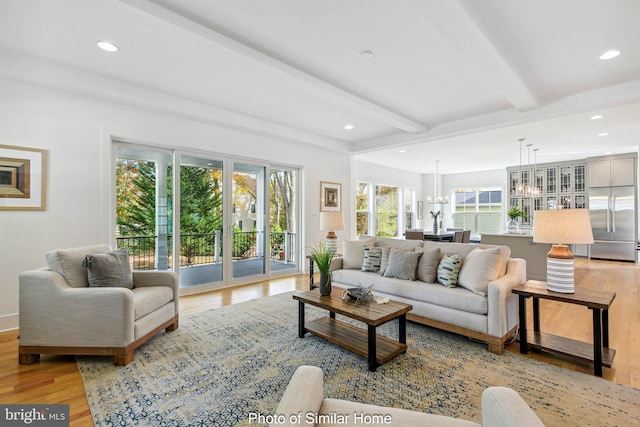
[342,239,374,269]
[436,254,461,287]
[361,246,383,273]
[457,247,502,296]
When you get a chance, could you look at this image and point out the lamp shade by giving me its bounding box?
[533,209,594,245]
[319,211,344,232]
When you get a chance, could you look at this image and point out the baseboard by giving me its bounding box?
[0,313,19,332]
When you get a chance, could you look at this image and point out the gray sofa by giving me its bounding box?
[330,236,526,354]
[19,244,179,366]
[271,365,544,427]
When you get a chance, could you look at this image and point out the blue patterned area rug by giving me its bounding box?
[77,291,640,427]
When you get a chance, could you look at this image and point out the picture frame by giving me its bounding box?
[0,144,47,211]
[320,181,341,212]
[417,200,423,220]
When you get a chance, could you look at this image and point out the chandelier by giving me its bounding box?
[427,160,448,204]
[516,138,540,197]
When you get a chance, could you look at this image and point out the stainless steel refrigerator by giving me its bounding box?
[589,186,637,261]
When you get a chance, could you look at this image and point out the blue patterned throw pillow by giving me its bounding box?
[437,253,461,287]
[361,247,383,273]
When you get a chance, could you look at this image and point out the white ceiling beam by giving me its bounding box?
[405,0,539,112]
[118,0,427,134]
[351,79,640,154]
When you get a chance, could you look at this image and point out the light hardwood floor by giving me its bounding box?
[0,259,637,426]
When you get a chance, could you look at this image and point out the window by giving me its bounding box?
[376,185,398,237]
[356,182,369,236]
[356,182,414,237]
[452,188,502,237]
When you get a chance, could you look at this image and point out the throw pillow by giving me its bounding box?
[342,239,374,269]
[384,248,422,280]
[436,254,461,288]
[361,247,383,273]
[82,248,134,289]
[378,247,391,276]
[457,247,502,296]
[416,247,441,283]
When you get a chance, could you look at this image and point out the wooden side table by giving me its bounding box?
[512,280,616,377]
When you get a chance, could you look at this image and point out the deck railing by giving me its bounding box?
[117,231,296,270]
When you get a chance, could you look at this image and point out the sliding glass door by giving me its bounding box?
[231,162,267,281]
[115,146,174,274]
[178,154,224,288]
[115,143,300,291]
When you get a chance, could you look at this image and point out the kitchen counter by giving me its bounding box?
[480,233,550,281]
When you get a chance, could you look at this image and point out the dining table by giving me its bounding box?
[422,230,455,241]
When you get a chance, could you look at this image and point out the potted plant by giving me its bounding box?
[310,241,335,296]
[506,206,528,233]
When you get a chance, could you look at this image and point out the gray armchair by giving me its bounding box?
[19,244,179,366]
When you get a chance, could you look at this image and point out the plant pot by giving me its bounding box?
[319,273,332,296]
[506,218,519,233]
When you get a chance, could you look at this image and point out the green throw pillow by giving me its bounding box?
[437,253,461,288]
[361,247,383,273]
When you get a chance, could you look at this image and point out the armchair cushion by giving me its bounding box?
[46,244,111,288]
[83,248,133,289]
[132,286,174,320]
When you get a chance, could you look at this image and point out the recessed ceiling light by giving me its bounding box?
[97,41,119,52]
[598,132,609,137]
[599,50,620,60]
[344,124,354,130]
[359,50,374,60]
[590,114,603,120]
[399,149,407,153]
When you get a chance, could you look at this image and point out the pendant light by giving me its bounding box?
[427,160,448,204]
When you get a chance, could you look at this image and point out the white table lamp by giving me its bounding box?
[533,209,594,293]
[320,211,344,254]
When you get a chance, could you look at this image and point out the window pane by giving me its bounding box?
[375,185,398,237]
[356,212,369,236]
[453,187,502,237]
[404,188,414,230]
[356,182,368,210]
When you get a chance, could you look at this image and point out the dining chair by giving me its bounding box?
[453,230,464,243]
[462,230,471,243]
[405,230,425,240]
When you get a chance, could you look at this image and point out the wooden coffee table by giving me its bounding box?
[293,290,412,372]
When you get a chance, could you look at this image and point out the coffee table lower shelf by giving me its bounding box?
[305,317,407,366]
[524,329,616,367]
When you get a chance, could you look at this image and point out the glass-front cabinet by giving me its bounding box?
[506,160,587,230]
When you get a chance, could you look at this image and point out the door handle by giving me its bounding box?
[612,195,616,232]
[606,196,611,233]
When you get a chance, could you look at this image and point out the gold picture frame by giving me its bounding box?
[0,144,47,210]
[320,181,341,212]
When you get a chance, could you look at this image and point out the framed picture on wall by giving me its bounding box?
[320,181,341,212]
[417,200,423,220]
[0,144,47,211]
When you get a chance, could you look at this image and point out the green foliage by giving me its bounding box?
[310,241,335,274]
[117,160,158,236]
[507,206,528,220]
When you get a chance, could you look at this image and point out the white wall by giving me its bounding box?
[0,78,351,331]
[353,160,425,234]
